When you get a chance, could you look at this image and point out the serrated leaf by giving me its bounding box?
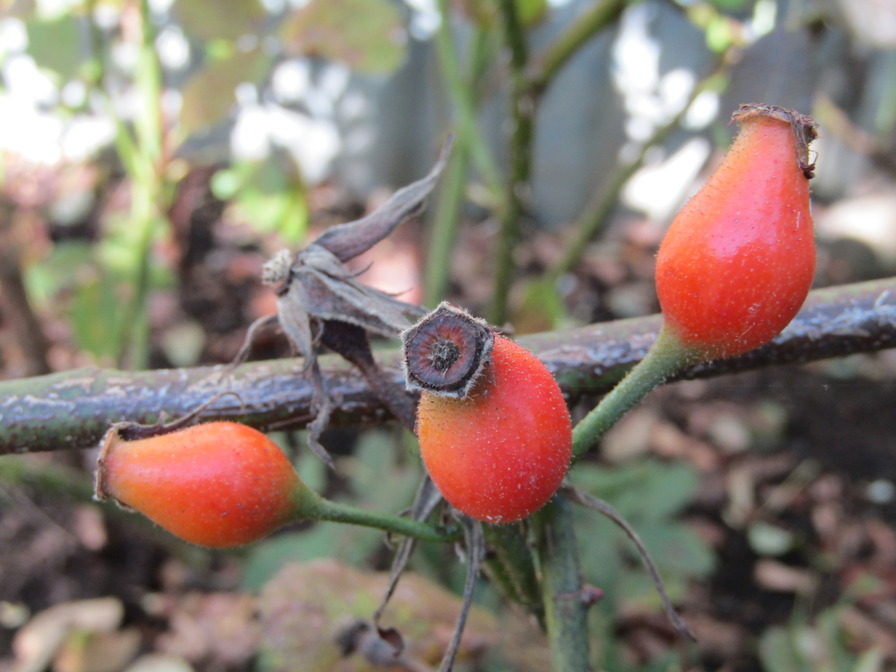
[179,48,270,133]
[23,240,93,305]
[173,0,267,41]
[280,0,406,73]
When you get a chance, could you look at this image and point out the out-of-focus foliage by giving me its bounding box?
[0,0,409,368]
[3,1,896,669]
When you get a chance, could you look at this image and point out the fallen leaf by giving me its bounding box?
[12,598,124,672]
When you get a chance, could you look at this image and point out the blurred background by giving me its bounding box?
[2,0,896,670]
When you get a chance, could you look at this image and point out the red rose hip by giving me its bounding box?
[404,304,572,523]
[655,104,817,360]
[95,422,304,548]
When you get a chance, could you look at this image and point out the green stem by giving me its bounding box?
[483,523,544,619]
[297,487,458,544]
[491,0,533,326]
[433,4,501,192]
[425,144,468,306]
[534,497,592,671]
[527,0,629,98]
[427,7,501,304]
[572,326,698,461]
[115,0,167,369]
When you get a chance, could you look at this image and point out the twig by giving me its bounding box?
[491,0,534,326]
[534,497,593,671]
[1,278,895,455]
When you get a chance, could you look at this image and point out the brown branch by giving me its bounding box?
[1,277,895,455]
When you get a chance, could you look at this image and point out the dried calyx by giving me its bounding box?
[401,302,495,399]
[240,138,453,465]
[730,103,819,178]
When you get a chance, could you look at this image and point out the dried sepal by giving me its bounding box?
[730,103,818,178]
[401,302,495,399]
[246,139,452,466]
[261,249,295,288]
[314,135,453,262]
[276,245,426,351]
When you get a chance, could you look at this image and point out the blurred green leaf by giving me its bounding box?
[854,649,885,672]
[346,430,421,513]
[242,528,341,591]
[23,240,93,306]
[759,604,884,672]
[179,48,270,134]
[748,521,796,557]
[216,159,308,246]
[705,13,736,52]
[759,626,806,672]
[629,520,716,578]
[243,430,418,592]
[280,0,406,73]
[454,0,549,28]
[26,15,84,80]
[570,459,699,523]
[242,520,388,592]
[70,273,122,361]
[514,277,565,333]
[173,0,267,41]
[707,0,747,9]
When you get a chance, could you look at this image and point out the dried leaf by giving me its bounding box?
[13,598,125,672]
[257,559,499,671]
[277,245,426,344]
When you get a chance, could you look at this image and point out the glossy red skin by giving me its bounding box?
[417,335,572,523]
[99,422,301,547]
[655,116,815,359]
